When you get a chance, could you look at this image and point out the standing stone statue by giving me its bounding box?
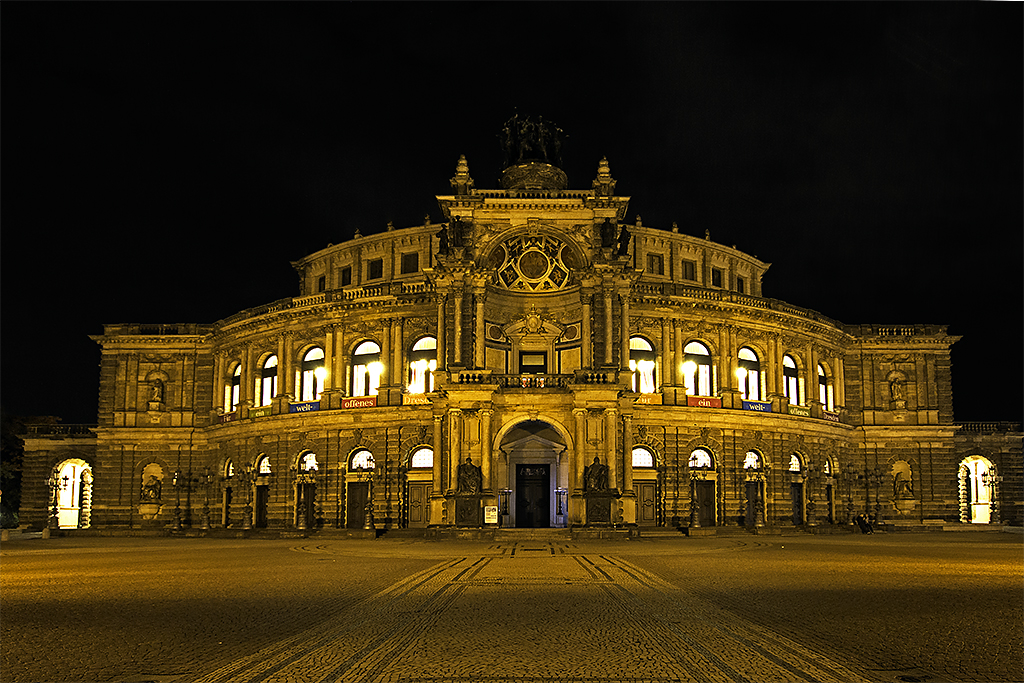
[150,380,164,403]
[457,456,482,494]
[600,218,616,248]
[616,223,631,257]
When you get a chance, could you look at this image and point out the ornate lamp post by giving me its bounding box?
[804,465,821,526]
[689,468,706,528]
[199,467,212,530]
[867,467,883,524]
[47,473,69,530]
[842,466,858,524]
[295,466,315,530]
[240,466,255,530]
[353,457,376,531]
[752,463,769,528]
[982,471,1003,524]
[171,470,185,531]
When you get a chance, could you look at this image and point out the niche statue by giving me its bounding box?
[457,456,482,494]
[583,456,609,492]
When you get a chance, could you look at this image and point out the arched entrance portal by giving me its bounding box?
[52,459,93,529]
[497,420,568,528]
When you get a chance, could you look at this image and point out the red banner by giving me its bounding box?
[342,396,377,409]
[686,395,722,408]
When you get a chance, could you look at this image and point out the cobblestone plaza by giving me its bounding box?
[2,532,1021,683]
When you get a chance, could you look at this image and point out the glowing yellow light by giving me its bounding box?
[682,361,697,376]
[314,367,327,381]
[736,368,747,379]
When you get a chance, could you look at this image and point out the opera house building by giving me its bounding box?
[21,120,1021,537]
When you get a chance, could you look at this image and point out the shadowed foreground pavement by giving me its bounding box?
[1,532,1021,683]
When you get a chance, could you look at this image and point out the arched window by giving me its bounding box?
[629,337,657,394]
[818,364,834,411]
[737,347,761,401]
[350,449,375,471]
[352,341,382,397]
[225,363,241,412]
[409,447,433,469]
[682,341,713,397]
[259,356,278,407]
[300,452,318,472]
[300,347,326,402]
[225,460,235,478]
[823,458,832,476]
[789,453,803,472]
[257,455,272,475]
[408,336,438,394]
[631,446,655,468]
[783,355,800,405]
[743,451,762,470]
[688,448,713,469]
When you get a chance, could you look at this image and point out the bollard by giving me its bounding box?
[1,529,9,542]
[41,527,51,539]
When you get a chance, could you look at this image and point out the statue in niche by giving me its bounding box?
[150,380,164,403]
[600,218,616,248]
[583,456,609,492]
[893,471,913,498]
[141,475,162,501]
[616,223,631,257]
[889,378,904,402]
[456,456,482,494]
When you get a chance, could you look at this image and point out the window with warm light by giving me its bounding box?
[300,452,319,472]
[789,453,803,472]
[629,336,657,394]
[225,363,241,412]
[350,449,375,471]
[257,455,272,475]
[783,355,800,405]
[352,341,382,397]
[743,451,762,470]
[300,347,326,401]
[410,448,433,469]
[688,448,713,469]
[682,341,713,396]
[632,446,655,468]
[407,336,437,394]
[818,364,834,410]
[258,356,278,407]
[737,347,761,401]
[226,460,235,478]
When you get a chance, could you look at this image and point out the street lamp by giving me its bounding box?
[239,466,255,530]
[689,468,707,528]
[172,470,184,531]
[295,465,317,530]
[47,473,69,530]
[199,467,212,530]
[352,457,376,531]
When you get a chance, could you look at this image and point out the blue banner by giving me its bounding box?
[742,400,772,413]
[288,401,321,413]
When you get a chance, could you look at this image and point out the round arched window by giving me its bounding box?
[737,347,761,401]
[682,342,713,396]
[789,453,803,472]
[408,337,438,394]
[688,449,713,469]
[300,453,319,472]
[352,342,382,397]
[410,448,433,469]
[743,451,762,470]
[350,449,375,471]
[257,455,272,475]
[300,348,326,402]
[631,447,655,468]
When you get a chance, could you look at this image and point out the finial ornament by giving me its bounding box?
[450,155,475,195]
[592,157,617,196]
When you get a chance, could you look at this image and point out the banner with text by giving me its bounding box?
[787,404,811,417]
[342,396,377,409]
[686,395,722,408]
[289,401,321,413]
[742,400,772,413]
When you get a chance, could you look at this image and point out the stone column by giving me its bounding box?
[622,413,634,494]
[573,408,587,493]
[580,290,593,369]
[448,408,462,492]
[241,344,252,406]
[660,318,671,387]
[605,408,618,490]
[474,287,486,369]
[603,287,614,365]
[282,333,294,398]
[276,335,287,397]
[835,354,846,408]
[480,409,492,490]
[436,293,447,370]
[807,343,819,405]
[214,352,225,411]
[324,327,335,391]
[727,325,738,391]
[673,319,683,386]
[619,292,630,370]
[381,319,392,387]
[432,415,444,493]
[394,317,404,387]
[453,286,464,366]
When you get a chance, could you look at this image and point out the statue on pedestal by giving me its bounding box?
[457,456,482,494]
[583,456,609,492]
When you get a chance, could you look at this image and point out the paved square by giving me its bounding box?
[2,532,1021,682]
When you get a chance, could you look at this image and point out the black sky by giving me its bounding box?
[3,3,1021,425]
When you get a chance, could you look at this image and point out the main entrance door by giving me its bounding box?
[516,464,550,528]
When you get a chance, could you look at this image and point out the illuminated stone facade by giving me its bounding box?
[20,140,1022,533]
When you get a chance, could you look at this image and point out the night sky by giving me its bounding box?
[3,4,1021,425]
